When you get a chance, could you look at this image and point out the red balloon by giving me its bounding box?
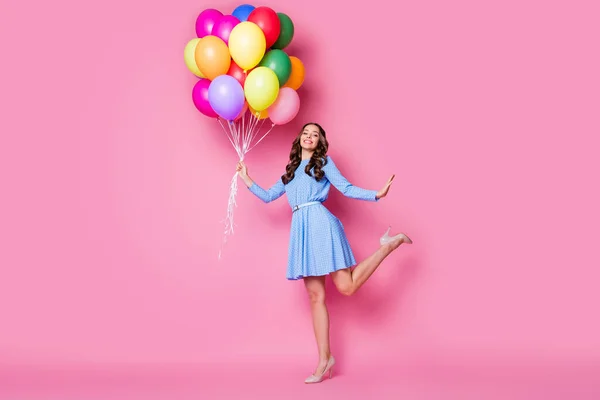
[248,7,280,48]
[227,60,248,87]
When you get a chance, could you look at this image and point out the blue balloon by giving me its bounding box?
[232,4,255,22]
[208,75,245,121]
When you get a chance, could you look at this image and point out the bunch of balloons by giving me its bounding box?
[184,4,305,126]
[183,4,306,258]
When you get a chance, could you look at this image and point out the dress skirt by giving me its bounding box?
[286,203,355,280]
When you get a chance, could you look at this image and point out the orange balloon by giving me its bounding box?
[194,35,231,80]
[249,104,269,120]
[283,56,305,90]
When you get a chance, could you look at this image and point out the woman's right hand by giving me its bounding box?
[236,160,248,178]
[236,160,253,187]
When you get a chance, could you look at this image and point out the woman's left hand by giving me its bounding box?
[376,175,395,199]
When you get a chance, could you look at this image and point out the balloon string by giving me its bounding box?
[241,110,246,145]
[236,118,244,154]
[241,115,251,154]
[228,119,243,160]
[217,109,277,260]
[248,113,257,141]
[242,114,253,154]
[218,118,236,150]
[248,115,257,145]
[218,118,243,261]
[218,170,239,260]
[248,113,261,144]
[248,123,276,153]
[250,117,267,144]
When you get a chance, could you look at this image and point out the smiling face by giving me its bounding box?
[282,122,329,183]
[300,123,322,153]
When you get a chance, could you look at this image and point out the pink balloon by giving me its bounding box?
[267,87,300,125]
[196,8,223,37]
[211,15,240,44]
[192,79,218,118]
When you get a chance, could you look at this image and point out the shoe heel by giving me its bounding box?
[329,367,333,379]
[379,226,391,245]
[383,226,391,236]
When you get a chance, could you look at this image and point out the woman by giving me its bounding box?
[236,122,412,384]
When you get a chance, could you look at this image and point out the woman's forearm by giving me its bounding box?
[240,173,254,188]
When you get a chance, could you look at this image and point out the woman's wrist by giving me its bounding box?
[242,175,254,188]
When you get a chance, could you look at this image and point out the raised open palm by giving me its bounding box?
[376,174,395,199]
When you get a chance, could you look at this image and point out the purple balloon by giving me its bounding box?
[195,8,223,38]
[208,75,245,121]
[211,15,240,44]
[192,79,218,118]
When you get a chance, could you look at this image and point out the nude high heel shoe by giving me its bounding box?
[380,226,413,246]
[304,356,335,384]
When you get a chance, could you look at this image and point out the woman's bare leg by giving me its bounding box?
[331,238,406,296]
[304,276,331,375]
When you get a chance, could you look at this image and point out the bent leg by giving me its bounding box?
[331,240,404,296]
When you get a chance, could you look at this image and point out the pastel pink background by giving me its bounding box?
[1,0,600,398]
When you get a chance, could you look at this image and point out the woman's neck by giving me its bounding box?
[301,149,314,160]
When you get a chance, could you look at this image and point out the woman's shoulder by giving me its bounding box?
[323,155,334,165]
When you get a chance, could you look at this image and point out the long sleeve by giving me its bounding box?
[248,179,285,203]
[322,156,379,201]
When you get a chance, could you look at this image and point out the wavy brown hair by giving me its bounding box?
[281,122,329,184]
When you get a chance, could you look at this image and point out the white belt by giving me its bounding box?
[292,201,321,212]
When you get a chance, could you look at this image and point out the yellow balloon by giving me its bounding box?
[228,21,266,71]
[244,67,279,111]
[184,38,205,78]
[248,105,269,120]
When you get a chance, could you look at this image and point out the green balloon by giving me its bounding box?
[259,49,292,86]
[271,13,294,49]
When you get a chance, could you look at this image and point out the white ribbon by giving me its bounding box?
[217,111,275,260]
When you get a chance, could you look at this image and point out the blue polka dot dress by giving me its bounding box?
[248,156,379,280]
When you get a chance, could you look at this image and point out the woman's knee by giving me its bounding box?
[307,288,326,305]
[304,278,326,305]
[331,271,354,296]
[335,281,354,296]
